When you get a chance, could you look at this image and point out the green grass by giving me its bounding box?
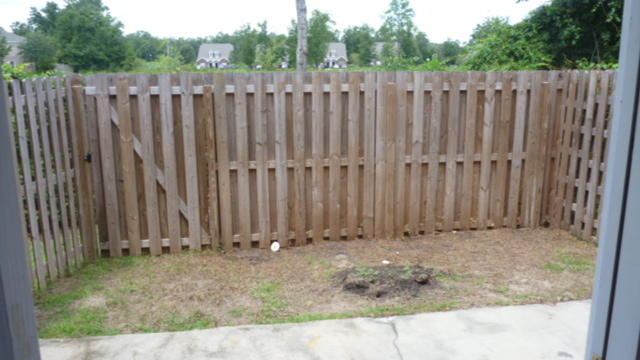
[304,254,331,267]
[496,285,510,293]
[435,272,461,282]
[39,307,121,338]
[229,307,245,318]
[159,311,213,332]
[355,267,380,277]
[260,301,460,325]
[36,256,140,310]
[542,255,595,273]
[515,293,535,301]
[252,282,288,319]
[36,256,142,338]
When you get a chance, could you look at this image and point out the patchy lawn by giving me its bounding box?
[35,228,597,338]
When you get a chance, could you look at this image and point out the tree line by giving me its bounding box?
[0,0,623,74]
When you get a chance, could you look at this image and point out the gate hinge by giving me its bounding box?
[84,152,92,163]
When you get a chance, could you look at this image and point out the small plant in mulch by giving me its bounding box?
[333,265,440,299]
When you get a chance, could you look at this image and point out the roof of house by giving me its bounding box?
[0,28,26,43]
[326,42,348,60]
[197,43,234,61]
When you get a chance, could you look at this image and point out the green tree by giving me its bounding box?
[463,17,550,70]
[10,2,60,37]
[522,0,622,66]
[286,20,298,66]
[0,36,9,63]
[19,32,57,71]
[233,24,258,66]
[439,39,464,65]
[126,31,162,61]
[307,10,338,67]
[177,43,196,64]
[257,21,271,48]
[342,25,375,66]
[416,31,435,61]
[55,0,133,72]
[28,2,60,36]
[378,0,419,58]
[256,35,289,69]
[10,22,32,37]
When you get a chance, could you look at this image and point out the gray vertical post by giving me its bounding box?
[0,70,42,359]
[585,0,640,358]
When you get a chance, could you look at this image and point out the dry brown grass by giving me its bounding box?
[36,228,597,337]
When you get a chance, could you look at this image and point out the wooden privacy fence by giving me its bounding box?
[81,70,615,256]
[547,71,616,240]
[3,70,616,287]
[5,76,96,289]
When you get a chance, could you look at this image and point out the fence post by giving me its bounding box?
[70,74,98,260]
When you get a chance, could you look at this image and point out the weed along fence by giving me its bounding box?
[4,70,615,288]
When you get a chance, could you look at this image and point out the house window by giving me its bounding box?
[209,51,214,58]
[8,60,16,67]
[214,51,220,58]
[330,50,336,57]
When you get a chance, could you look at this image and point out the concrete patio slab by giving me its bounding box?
[40,300,590,360]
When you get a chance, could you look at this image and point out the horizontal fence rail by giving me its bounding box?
[3,70,616,287]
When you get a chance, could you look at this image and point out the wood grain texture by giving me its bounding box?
[443,72,461,232]
[212,73,233,249]
[252,73,270,247]
[477,72,497,230]
[584,71,610,239]
[292,72,307,245]
[233,74,251,248]
[384,83,397,237]
[273,73,289,246]
[394,72,408,236]
[329,73,342,241]
[136,74,162,255]
[572,71,597,234]
[460,72,480,230]
[56,77,81,266]
[347,72,360,240]
[506,72,529,228]
[425,72,443,233]
[158,74,181,253]
[311,72,325,243]
[116,74,142,255]
[553,71,578,227]
[12,80,46,286]
[362,72,376,238]
[69,75,98,260]
[409,72,424,235]
[95,75,123,257]
[180,73,202,249]
[562,71,587,228]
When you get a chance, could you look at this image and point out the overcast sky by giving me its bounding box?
[0,0,548,44]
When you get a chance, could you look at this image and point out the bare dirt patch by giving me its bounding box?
[36,228,598,337]
[335,265,438,298]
